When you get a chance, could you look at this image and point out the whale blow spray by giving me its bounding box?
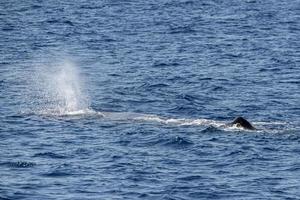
[32,59,90,115]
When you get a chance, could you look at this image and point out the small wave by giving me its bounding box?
[33,152,67,159]
[178,175,203,181]
[201,126,221,133]
[168,24,196,34]
[152,61,180,68]
[155,136,193,148]
[42,163,80,177]
[46,19,59,24]
[31,5,42,9]
[1,161,36,168]
[43,171,72,177]
[63,20,74,26]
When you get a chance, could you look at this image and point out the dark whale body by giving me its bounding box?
[229,117,256,130]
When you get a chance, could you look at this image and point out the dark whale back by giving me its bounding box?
[230,117,255,130]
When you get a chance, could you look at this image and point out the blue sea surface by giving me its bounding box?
[1,0,300,199]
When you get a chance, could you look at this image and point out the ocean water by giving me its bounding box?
[1,0,300,199]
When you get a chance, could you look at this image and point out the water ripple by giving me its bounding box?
[0,161,36,168]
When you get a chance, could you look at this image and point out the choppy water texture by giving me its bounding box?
[1,0,300,199]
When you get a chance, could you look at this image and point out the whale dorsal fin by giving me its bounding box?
[231,117,255,130]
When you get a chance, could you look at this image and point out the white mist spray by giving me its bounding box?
[53,61,85,112]
[32,59,91,116]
